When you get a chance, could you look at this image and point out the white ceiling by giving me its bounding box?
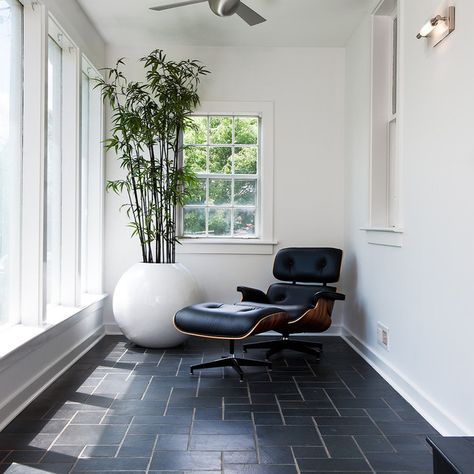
[77,0,370,48]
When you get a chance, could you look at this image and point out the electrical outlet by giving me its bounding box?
[377,322,389,350]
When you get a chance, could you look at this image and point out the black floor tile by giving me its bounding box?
[190,433,255,451]
[224,465,298,473]
[292,446,327,459]
[193,420,254,435]
[256,426,322,447]
[354,435,395,453]
[297,457,371,472]
[223,450,258,464]
[0,336,438,473]
[323,435,363,458]
[149,450,221,470]
[259,446,294,464]
[366,451,433,472]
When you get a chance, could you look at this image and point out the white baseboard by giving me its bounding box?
[0,328,104,432]
[104,323,343,337]
[104,323,123,335]
[341,326,470,436]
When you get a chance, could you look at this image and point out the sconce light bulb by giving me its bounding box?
[417,19,436,38]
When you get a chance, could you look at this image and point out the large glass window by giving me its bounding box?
[182,115,260,238]
[46,36,63,305]
[80,72,89,293]
[0,0,23,326]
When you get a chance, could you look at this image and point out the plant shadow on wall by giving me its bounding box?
[96,50,210,348]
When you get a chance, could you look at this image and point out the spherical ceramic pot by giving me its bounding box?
[113,263,200,348]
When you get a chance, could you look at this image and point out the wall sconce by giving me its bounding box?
[416,5,455,46]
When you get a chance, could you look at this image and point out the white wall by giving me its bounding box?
[344,0,474,435]
[104,45,346,329]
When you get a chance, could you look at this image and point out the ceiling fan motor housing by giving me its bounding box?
[208,0,240,17]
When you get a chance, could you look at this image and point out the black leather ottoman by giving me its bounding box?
[174,303,288,380]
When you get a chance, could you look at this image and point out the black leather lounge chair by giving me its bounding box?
[240,247,345,359]
[174,247,345,380]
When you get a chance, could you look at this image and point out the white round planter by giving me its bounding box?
[113,263,200,348]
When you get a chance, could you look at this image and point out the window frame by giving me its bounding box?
[181,114,261,239]
[364,0,404,247]
[0,0,24,328]
[45,16,81,318]
[80,55,104,297]
[15,2,104,330]
[177,101,276,255]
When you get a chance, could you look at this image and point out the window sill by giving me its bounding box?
[361,227,404,247]
[176,238,278,255]
[0,294,107,369]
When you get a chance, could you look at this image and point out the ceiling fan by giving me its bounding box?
[150,0,266,26]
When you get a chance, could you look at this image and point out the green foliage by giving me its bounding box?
[183,208,205,236]
[181,115,258,237]
[209,209,231,236]
[96,50,209,263]
[234,147,257,174]
[235,117,258,145]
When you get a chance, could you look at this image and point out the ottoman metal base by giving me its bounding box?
[191,340,272,381]
[244,336,323,360]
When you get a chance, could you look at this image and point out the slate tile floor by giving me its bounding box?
[0,336,438,473]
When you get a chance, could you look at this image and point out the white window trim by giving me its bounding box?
[364,0,405,247]
[17,3,105,330]
[80,55,105,296]
[21,1,48,326]
[49,16,82,310]
[177,101,276,255]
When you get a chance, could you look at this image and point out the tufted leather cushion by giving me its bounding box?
[273,248,343,283]
[238,283,337,320]
[267,283,336,307]
[174,303,286,338]
[238,302,310,321]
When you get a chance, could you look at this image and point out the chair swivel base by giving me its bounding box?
[190,340,272,381]
[243,337,323,360]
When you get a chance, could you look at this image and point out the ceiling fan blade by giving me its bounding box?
[150,0,207,12]
[235,2,266,26]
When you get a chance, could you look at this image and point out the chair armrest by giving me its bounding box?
[237,286,270,303]
[312,290,346,306]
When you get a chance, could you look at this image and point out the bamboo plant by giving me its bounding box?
[96,50,209,263]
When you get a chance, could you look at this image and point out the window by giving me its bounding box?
[0,0,23,326]
[81,71,89,292]
[370,0,401,229]
[46,35,63,305]
[0,3,105,338]
[80,57,104,296]
[182,115,260,238]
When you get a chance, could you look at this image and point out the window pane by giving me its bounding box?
[234,209,256,237]
[184,116,207,145]
[209,147,232,174]
[208,209,231,236]
[185,178,206,205]
[235,117,258,144]
[209,179,231,205]
[209,116,232,144]
[234,180,257,206]
[234,147,257,175]
[184,146,207,173]
[0,0,22,325]
[46,37,63,305]
[81,72,89,293]
[183,208,206,236]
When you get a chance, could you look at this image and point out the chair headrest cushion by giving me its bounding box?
[273,247,343,283]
